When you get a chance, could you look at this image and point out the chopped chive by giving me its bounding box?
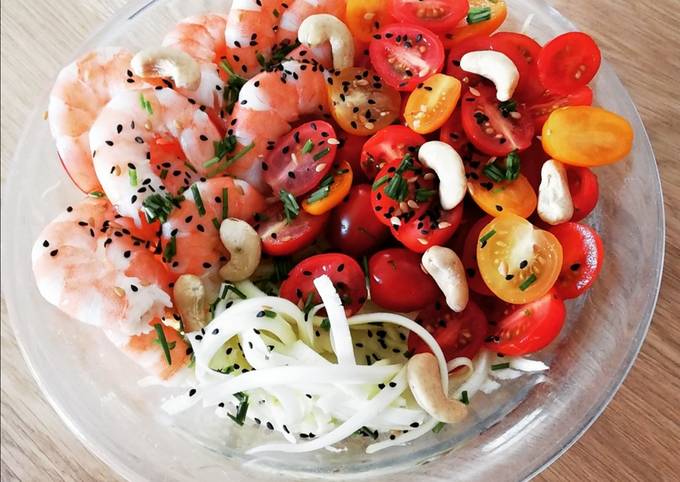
[432,422,446,433]
[479,229,496,247]
[306,185,331,204]
[313,147,331,161]
[88,191,105,198]
[203,156,221,168]
[221,188,229,220]
[142,193,178,223]
[301,139,314,154]
[362,255,370,287]
[504,151,521,181]
[224,284,247,299]
[184,161,198,173]
[139,93,153,115]
[483,163,505,183]
[474,111,490,124]
[128,167,138,187]
[467,6,491,24]
[153,323,173,365]
[280,189,300,221]
[320,318,331,331]
[302,292,316,318]
[212,217,221,230]
[498,99,517,117]
[163,235,177,262]
[491,362,511,371]
[263,310,277,318]
[224,142,255,167]
[227,392,249,425]
[256,53,266,68]
[372,174,390,190]
[519,273,537,291]
[159,168,168,180]
[460,390,469,405]
[191,184,206,216]
[415,188,436,203]
[219,60,247,114]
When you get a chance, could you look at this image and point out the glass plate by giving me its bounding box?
[1,0,664,480]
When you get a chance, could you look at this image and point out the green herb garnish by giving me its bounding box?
[88,191,105,198]
[320,318,331,331]
[460,390,469,405]
[504,150,520,181]
[139,93,153,115]
[415,188,436,203]
[227,392,250,425]
[142,193,182,223]
[305,172,335,204]
[163,235,177,262]
[128,166,138,187]
[491,362,511,371]
[519,273,537,291]
[302,292,316,319]
[221,188,229,220]
[483,163,505,183]
[301,139,314,154]
[479,229,496,247]
[212,217,221,230]
[263,310,277,318]
[225,284,247,300]
[159,169,168,180]
[191,184,206,216]
[384,154,413,201]
[432,422,446,433]
[498,99,517,117]
[219,59,248,114]
[280,189,300,221]
[313,147,331,161]
[372,174,390,190]
[153,323,173,365]
[467,6,491,24]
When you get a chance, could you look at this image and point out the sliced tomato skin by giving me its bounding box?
[461,215,494,296]
[537,32,601,95]
[408,299,488,361]
[392,203,463,253]
[489,32,544,101]
[485,291,566,356]
[528,86,593,131]
[328,184,391,256]
[461,83,535,156]
[549,222,604,300]
[439,108,471,152]
[263,121,337,196]
[567,166,599,222]
[445,35,492,86]
[369,248,440,312]
[369,23,445,91]
[256,205,330,256]
[389,0,469,34]
[360,126,425,179]
[279,253,368,315]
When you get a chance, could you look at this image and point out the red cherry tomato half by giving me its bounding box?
[280,254,368,315]
[369,23,445,91]
[335,131,368,183]
[256,205,329,256]
[360,125,425,179]
[567,166,599,222]
[439,108,471,152]
[485,291,566,356]
[263,121,337,196]
[368,248,440,312]
[549,222,604,300]
[408,299,488,361]
[445,35,491,86]
[536,32,601,95]
[527,86,593,131]
[389,0,469,34]
[461,83,535,156]
[489,32,544,101]
[461,215,494,296]
[519,140,549,192]
[328,184,391,256]
[392,202,463,253]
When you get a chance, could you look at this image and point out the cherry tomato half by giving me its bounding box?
[408,299,488,361]
[490,32,544,101]
[485,290,565,356]
[369,23,445,91]
[461,83,535,156]
[263,121,337,196]
[467,172,537,219]
[527,86,593,131]
[442,0,507,48]
[256,205,329,256]
[477,214,563,304]
[335,131,368,183]
[542,106,634,167]
[549,222,604,300]
[389,0,469,34]
[360,125,425,179]
[328,67,402,136]
[392,202,463,253]
[280,254,368,315]
[404,73,462,134]
[346,0,392,43]
[439,108,471,152]
[302,161,354,215]
[537,32,601,95]
[369,248,440,312]
[445,35,491,86]
[328,184,391,256]
[461,215,494,296]
[567,166,599,222]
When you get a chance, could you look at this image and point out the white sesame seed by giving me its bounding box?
[364,122,375,129]
[407,200,419,209]
[390,217,402,226]
[363,11,375,20]
[417,238,428,245]
[399,202,408,212]
[469,87,481,97]
[510,111,522,119]
[315,163,327,172]
[113,286,125,297]
[43,111,48,120]
[438,222,451,229]
[291,153,298,164]
[327,138,340,145]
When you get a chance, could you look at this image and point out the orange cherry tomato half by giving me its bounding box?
[302,161,354,215]
[477,214,563,304]
[328,67,402,136]
[467,173,537,219]
[404,73,462,134]
[442,0,507,48]
[541,106,634,166]
[346,0,392,43]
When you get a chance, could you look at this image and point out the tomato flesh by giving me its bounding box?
[389,0,469,34]
[489,32,544,101]
[369,24,445,91]
[549,222,603,299]
[408,299,488,361]
[369,248,440,312]
[280,254,368,315]
[256,205,329,256]
[392,202,463,253]
[263,121,337,196]
[485,291,565,356]
[528,86,593,131]
[567,166,599,222]
[537,32,601,95]
[346,0,393,44]
[404,73,462,134]
[445,35,491,86]
[360,125,425,179]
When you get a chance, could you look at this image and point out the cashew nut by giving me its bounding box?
[421,246,469,313]
[460,51,519,102]
[537,159,574,225]
[298,14,355,71]
[219,218,262,282]
[407,353,468,423]
[417,141,467,210]
[173,274,208,332]
[130,47,201,90]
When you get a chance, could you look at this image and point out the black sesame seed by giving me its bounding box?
[189,388,197,397]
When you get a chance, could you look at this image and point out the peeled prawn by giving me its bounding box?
[276,0,346,45]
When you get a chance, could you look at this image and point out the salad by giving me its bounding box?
[32,0,633,455]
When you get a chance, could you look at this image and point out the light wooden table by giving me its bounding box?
[1,0,678,480]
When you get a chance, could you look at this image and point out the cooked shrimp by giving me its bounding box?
[31,197,172,335]
[48,47,144,194]
[276,0,346,45]
[224,48,332,190]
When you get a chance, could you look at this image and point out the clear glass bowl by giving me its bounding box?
[1,0,664,480]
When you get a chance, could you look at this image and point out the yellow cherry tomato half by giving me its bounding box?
[443,0,508,48]
[302,161,354,215]
[346,0,392,44]
[467,173,537,219]
[542,106,634,166]
[477,214,563,304]
[328,67,402,136]
[404,73,462,134]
